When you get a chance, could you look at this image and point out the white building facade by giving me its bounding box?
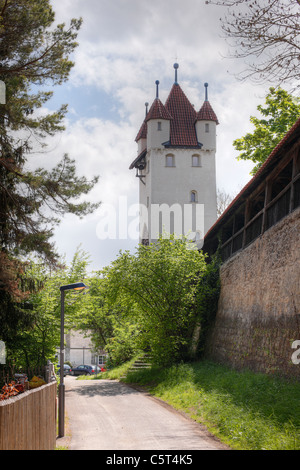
[130,65,218,246]
[63,330,107,368]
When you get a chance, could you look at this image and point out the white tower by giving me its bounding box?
[129,64,218,245]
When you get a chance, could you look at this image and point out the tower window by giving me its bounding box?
[192,155,201,167]
[157,121,162,131]
[190,190,198,203]
[166,154,175,167]
[205,123,210,133]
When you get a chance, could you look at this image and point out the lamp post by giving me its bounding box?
[58,282,88,438]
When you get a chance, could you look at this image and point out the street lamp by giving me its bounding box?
[58,282,88,438]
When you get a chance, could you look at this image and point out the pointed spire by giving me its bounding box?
[204,82,209,101]
[174,63,179,84]
[135,103,149,142]
[155,80,160,99]
[165,81,199,147]
[196,82,219,124]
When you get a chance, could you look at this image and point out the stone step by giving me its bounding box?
[126,355,152,375]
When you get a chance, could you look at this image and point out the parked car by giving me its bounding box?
[57,364,72,376]
[70,365,97,376]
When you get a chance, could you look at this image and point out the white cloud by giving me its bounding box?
[45,0,272,269]
[44,116,137,204]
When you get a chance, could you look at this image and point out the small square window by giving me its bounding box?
[192,155,201,167]
[190,191,198,203]
[166,155,175,167]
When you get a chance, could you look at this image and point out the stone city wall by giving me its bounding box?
[205,207,300,379]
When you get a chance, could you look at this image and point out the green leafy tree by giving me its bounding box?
[234,87,300,175]
[5,247,90,368]
[103,236,209,366]
[73,274,140,367]
[0,0,100,342]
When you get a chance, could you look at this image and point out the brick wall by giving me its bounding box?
[205,207,300,379]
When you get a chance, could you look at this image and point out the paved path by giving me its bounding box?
[60,376,229,451]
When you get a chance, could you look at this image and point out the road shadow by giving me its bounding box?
[65,379,139,398]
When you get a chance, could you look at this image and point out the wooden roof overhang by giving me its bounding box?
[203,116,300,258]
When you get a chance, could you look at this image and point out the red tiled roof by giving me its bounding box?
[165,84,199,147]
[135,82,216,147]
[197,100,219,124]
[135,99,172,142]
[135,120,147,142]
[145,98,173,122]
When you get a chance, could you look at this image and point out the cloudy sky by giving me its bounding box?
[41,0,270,271]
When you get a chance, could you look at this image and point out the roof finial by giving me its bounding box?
[145,102,149,116]
[204,82,209,101]
[174,63,179,84]
[155,80,160,99]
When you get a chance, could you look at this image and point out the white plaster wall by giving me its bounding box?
[65,330,94,366]
[138,118,217,243]
[137,137,147,154]
[147,119,171,150]
[141,148,217,240]
[195,120,217,150]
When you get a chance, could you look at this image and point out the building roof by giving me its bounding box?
[164,83,200,148]
[204,115,300,243]
[145,98,173,122]
[129,149,147,170]
[135,120,147,142]
[135,80,218,148]
[197,100,219,124]
[135,98,173,143]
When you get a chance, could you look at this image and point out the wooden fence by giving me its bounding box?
[0,382,57,450]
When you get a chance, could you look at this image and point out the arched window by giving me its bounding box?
[192,154,201,167]
[166,154,175,167]
[190,190,198,203]
[195,230,202,241]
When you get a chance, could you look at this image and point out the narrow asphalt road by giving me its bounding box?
[59,376,229,451]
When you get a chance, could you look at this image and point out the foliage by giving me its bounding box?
[102,235,217,366]
[0,0,100,344]
[194,250,222,356]
[85,355,141,381]
[0,0,100,298]
[206,0,300,89]
[122,360,300,450]
[73,273,140,367]
[233,87,300,174]
[104,320,140,367]
[4,247,90,368]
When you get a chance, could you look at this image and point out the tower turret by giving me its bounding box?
[129,66,218,245]
[135,102,148,154]
[195,83,219,151]
[145,80,172,150]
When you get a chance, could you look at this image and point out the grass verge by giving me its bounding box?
[108,359,300,450]
[78,355,140,381]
